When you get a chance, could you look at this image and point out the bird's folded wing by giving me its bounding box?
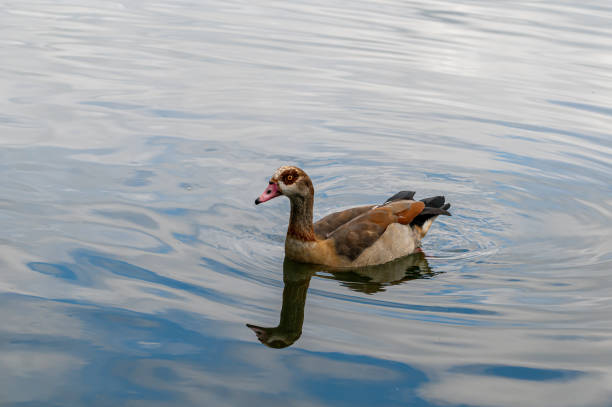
[326,201,425,261]
[314,205,374,239]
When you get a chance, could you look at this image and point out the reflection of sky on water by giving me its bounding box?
[1,292,435,407]
[1,0,612,406]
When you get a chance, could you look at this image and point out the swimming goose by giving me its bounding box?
[255,166,451,267]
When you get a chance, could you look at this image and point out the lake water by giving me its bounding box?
[1,1,611,406]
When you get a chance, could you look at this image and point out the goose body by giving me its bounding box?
[255,166,451,267]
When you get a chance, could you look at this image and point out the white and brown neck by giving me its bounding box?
[287,192,316,242]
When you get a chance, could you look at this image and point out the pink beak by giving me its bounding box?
[255,182,281,205]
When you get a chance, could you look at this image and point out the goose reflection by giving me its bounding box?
[247,251,435,348]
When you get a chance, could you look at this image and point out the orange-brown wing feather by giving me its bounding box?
[327,201,425,261]
[397,201,425,224]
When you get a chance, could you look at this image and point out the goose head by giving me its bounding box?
[255,166,313,205]
[246,324,300,349]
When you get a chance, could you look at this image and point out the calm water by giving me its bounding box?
[1,1,612,406]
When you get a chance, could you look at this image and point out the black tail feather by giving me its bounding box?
[383,191,451,227]
[384,190,415,204]
[411,196,451,227]
[420,195,445,208]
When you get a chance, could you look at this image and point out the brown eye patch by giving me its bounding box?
[282,169,299,185]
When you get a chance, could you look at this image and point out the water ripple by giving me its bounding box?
[1,0,612,406]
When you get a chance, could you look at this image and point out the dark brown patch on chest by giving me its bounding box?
[287,224,316,241]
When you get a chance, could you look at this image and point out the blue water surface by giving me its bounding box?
[1,1,611,406]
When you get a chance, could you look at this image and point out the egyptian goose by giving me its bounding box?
[255,166,451,267]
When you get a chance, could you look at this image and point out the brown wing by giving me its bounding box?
[314,205,374,239]
[327,201,425,261]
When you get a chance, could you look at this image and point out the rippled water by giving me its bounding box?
[1,1,612,406]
